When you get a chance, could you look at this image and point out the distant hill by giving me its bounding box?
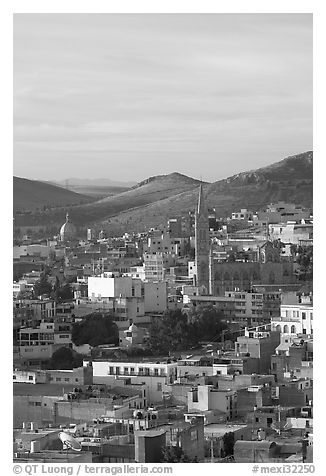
[13,152,312,232]
[54,177,137,188]
[13,172,204,227]
[13,176,92,212]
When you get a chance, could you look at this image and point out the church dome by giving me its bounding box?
[60,212,76,242]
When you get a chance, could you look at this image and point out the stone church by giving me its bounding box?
[194,186,296,296]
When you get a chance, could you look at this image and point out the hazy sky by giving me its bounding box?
[13,13,312,183]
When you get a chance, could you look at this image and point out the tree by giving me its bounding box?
[49,347,83,370]
[72,313,119,347]
[148,306,228,355]
[161,446,198,463]
[188,305,227,342]
[33,273,52,297]
[148,310,194,354]
[223,432,235,456]
[53,283,74,302]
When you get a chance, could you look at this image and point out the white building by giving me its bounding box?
[87,274,145,323]
[231,209,253,221]
[87,274,167,319]
[84,359,178,403]
[268,221,313,245]
[271,304,313,335]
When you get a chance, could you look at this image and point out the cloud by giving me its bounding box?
[13,13,312,182]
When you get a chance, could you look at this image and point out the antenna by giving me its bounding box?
[59,432,82,452]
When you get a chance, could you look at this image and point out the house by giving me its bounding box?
[187,385,237,420]
[272,303,313,335]
[85,359,178,403]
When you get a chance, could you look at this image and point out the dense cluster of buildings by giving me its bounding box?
[13,189,313,463]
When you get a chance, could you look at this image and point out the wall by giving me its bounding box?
[13,396,57,427]
[144,282,167,313]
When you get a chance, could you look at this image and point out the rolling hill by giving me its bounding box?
[98,151,313,233]
[13,152,312,233]
[13,172,204,227]
[13,177,93,212]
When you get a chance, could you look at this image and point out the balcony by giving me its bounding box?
[273,316,300,322]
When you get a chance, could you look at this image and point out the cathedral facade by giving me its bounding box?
[193,186,296,296]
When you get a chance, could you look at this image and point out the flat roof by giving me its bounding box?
[13,383,77,396]
[204,424,248,436]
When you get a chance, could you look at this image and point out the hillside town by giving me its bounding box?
[13,186,313,463]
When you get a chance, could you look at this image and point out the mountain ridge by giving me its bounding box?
[13,151,313,231]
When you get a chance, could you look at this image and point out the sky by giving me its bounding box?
[13,13,312,183]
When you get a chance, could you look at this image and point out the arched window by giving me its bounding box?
[283,325,289,333]
[276,325,282,332]
[290,325,296,334]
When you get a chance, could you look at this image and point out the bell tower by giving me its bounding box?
[195,184,209,292]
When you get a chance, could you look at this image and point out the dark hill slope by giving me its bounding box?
[13,177,92,212]
[14,173,204,226]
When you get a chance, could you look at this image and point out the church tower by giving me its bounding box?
[195,184,209,293]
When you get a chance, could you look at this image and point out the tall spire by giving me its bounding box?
[195,182,209,293]
[197,183,206,215]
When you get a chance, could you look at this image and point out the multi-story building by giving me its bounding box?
[86,359,178,403]
[271,303,313,335]
[268,221,313,245]
[225,290,281,324]
[87,274,145,324]
[271,337,313,382]
[17,321,72,365]
[187,385,237,421]
[231,209,253,221]
[143,253,165,281]
[235,329,280,374]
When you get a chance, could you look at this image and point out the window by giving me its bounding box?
[157,383,162,391]
[302,312,306,320]
[13,375,16,380]
[28,376,33,381]
[64,378,70,382]
[56,377,61,382]
[109,367,114,375]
